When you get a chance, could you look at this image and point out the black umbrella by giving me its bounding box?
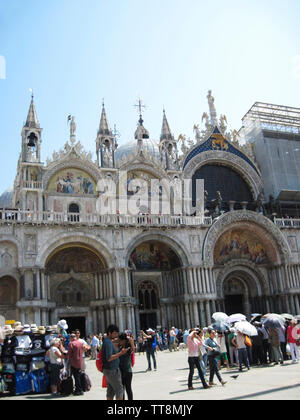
[262,315,285,329]
[250,314,262,324]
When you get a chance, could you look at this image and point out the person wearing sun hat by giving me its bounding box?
[144,328,157,371]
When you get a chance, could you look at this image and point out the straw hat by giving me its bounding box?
[4,325,14,335]
[38,326,46,334]
[46,326,53,333]
[14,324,24,333]
[31,324,38,333]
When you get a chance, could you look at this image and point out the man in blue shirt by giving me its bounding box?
[102,324,130,400]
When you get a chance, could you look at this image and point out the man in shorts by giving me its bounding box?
[102,324,130,400]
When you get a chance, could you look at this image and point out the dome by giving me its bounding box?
[115,139,161,164]
[0,188,13,208]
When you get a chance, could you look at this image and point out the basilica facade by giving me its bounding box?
[0,92,300,337]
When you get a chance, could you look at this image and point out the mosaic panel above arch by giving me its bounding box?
[129,241,181,271]
[214,226,277,266]
[47,168,96,195]
[46,245,105,273]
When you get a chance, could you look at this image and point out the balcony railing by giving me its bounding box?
[274,218,300,228]
[21,181,43,189]
[0,209,213,227]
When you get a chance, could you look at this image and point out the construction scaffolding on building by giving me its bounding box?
[241,102,300,137]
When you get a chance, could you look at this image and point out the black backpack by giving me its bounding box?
[80,372,91,392]
[59,377,74,395]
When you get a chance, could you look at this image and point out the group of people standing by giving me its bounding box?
[185,317,300,391]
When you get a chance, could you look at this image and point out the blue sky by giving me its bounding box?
[0,0,300,194]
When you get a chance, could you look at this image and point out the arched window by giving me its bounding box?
[138,281,159,310]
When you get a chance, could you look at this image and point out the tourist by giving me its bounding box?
[169,327,178,352]
[251,322,265,365]
[205,329,227,386]
[144,328,157,371]
[186,329,210,390]
[67,333,86,396]
[268,328,283,365]
[287,319,300,363]
[46,338,65,397]
[216,332,230,370]
[74,329,90,371]
[137,330,146,355]
[227,328,238,366]
[118,332,135,400]
[102,324,130,400]
[232,331,250,371]
[90,333,100,360]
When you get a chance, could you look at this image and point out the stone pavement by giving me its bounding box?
[1,348,300,401]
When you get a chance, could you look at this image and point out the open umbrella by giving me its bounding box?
[234,321,258,336]
[262,313,285,323]
[212,312,228,323]
[281,313,294,321]
[262,314,285,329]
[212,321,229,332]
[250,314,262,324]
[227,313,247,325]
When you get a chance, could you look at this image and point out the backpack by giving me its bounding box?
[59,376,74,396]
[80,371,91,392]
[96,350,103,373]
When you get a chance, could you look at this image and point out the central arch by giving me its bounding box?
[126,233,188,330]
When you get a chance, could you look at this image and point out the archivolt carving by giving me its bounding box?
[215,259,269,298]
[203,211,291,265]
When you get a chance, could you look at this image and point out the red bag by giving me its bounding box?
[131,351,135,367]
[102,375,107,388]
[96,350,103,373]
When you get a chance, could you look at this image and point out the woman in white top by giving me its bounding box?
[46,338,66,397]
[187,329,210,390]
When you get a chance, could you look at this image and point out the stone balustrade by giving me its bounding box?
[0,208,213,227]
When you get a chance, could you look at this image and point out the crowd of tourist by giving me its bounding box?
[0,314,300,399]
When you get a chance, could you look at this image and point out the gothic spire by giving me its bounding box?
[160,109,174,142]
[25,93,40,128]
[98,101,112,136]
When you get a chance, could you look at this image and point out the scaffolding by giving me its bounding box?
[241,102,300,135]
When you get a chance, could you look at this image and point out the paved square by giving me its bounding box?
[1,349,300,401]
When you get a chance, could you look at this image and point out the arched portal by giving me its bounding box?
[45,244,107,336]
[128,238,185,330]
[0,276,18,321]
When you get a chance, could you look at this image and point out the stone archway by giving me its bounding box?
[216,261,269,317]
[45,243,108,331]
[127,236,187,330]
[0,275,18,321]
